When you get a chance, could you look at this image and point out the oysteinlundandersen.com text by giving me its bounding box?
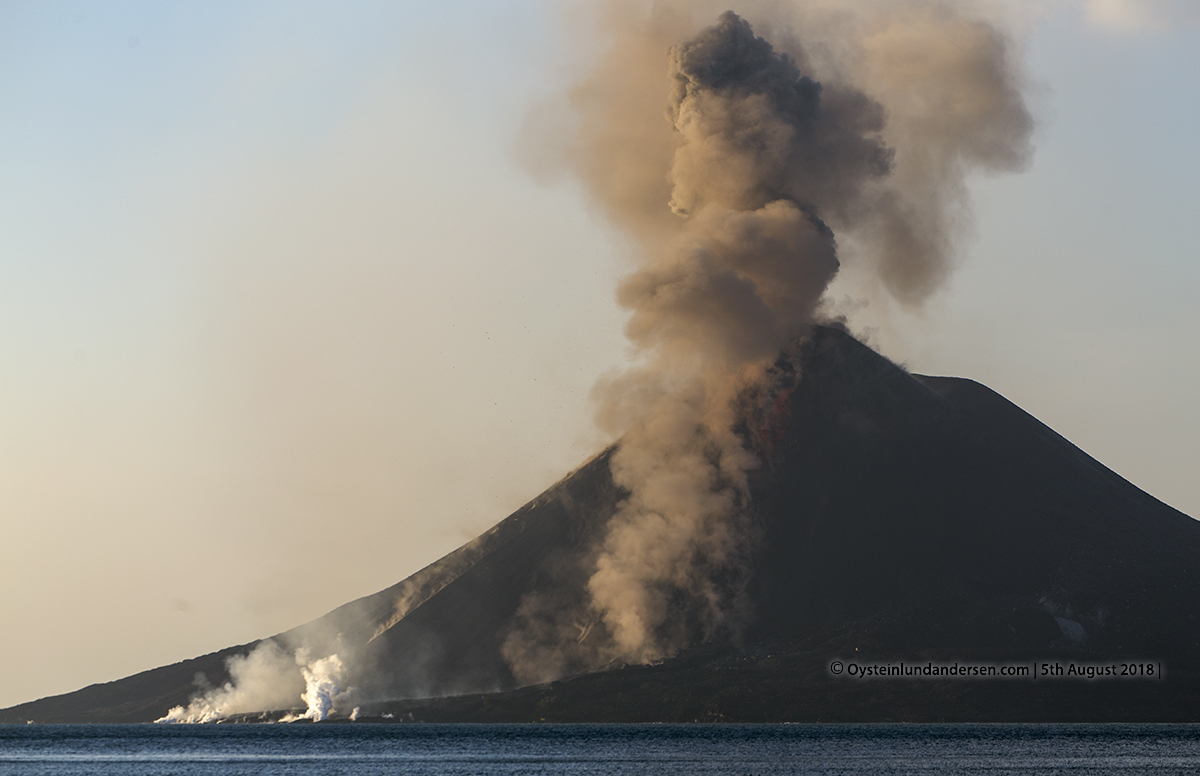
[828,660,1162,680]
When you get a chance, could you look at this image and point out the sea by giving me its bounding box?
[2,723,1200,775]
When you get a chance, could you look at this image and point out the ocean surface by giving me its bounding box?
[2,723,1199,775]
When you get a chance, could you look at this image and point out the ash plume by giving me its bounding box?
[506,1,1031,681]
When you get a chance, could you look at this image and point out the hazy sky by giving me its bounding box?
[1,0,1197,710]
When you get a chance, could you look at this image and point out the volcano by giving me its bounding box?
[5,326,1198,723]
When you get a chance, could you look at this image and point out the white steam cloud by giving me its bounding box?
[281,653,355,723]
[155,642,356,723]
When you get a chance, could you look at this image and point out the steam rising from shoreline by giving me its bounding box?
[155,642,355,723]
[506,1,1032,680]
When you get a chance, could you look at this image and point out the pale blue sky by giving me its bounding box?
[1,1,1197,709]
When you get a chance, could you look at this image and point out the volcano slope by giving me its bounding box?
[4,326,1198,723]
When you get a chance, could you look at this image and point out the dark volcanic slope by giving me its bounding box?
[5,326,1198,723]
[750,330,1200,665]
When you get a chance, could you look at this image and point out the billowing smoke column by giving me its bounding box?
[505,2,1031,681]
[589,11,890,664]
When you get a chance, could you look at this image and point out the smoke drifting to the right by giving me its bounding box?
[505,0,1032,683]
